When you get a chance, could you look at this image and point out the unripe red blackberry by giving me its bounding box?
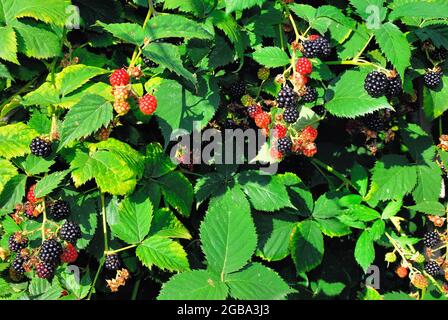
[105,254,122,271]
[109,69,130,87]
[49,200,71,221]
[364,71,389,98]
[30,138,52,158]
[39,239,63,263]
[36,261,55,279]
[247,104,263,118]
[283,107,299,124]
[60,221,82,244]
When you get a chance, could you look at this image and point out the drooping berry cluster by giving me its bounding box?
[110,69,131,116]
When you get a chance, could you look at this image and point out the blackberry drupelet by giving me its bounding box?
[36,261,55,279]
[364,71,389,98]
[424,261,442,276]
[423,231,440,248]
[302,37,331,58]
[229,81,246,100]
[30,138,52,157]
[39,239,63,263]
[8,234,28,252]
[60,221,82,244]
[386,75,402,98]
[277,137,292,153]
[363,112,386,132]
[105,254,122,271]
[277,86,297,108]
[302,87,318,103]
[283,107,299,124]
[49,200,71,221]
[424,70,443,89]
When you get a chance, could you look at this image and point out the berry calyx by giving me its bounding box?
[60,221,82,244]
[60,243,78,264]
[364,71,389,98]
[296,57,313,75]
[424,70,443,90]
[105,254,122,271]
[49,200,71,221]
[30,137,52,158]
[283,107,299,124]
[247,104,263,118]
[301,126,318,142]
[39,239,63,263]
[109,69,130,87]
[139,94,158,115]
[273,124,287,139]
[277,137,293,153]
[114,100,130,116]
[396,266,408,278]
[254,112,271,128]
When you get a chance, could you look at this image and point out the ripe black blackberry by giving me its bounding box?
[142,56,157,68]
[423,231,440,248]
[36,261,55,279]
[229,81,246,100]
[39,239,63,263]
[277,86,297,108]
[277,137,292,153]
[12,256,26,274]
[364,71,389,98]
[363,112,386,132]
[49,200,71,221]
[105,254,122,271]
[386,74,402,98]
[60,221,82,244]
[302,87,317,103]
[8,234,28,252]
[430,47,448,62]
[29,138,52,158]
[283,107,299,124]
[313,105,325,116]
[302,37,331,59]
[424,261,442,276]
[424,70,443,89]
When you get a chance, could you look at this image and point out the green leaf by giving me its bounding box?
[344,204,381,222]
[7,0,70,26]
[413,164,442,203]
[14,22,61,59]
[158,270,228,300]
[0,26,18,64]
[348,0,387,22]
[110,193,153,244]
[351,162,368,197]
[60,269,91,300]
[200,186,257,276]
[97,22,145,45]
[0,123,38,159]
[423,75,448,119]
[407,201,446,216]
[157,171,193,217]
[237,171,293,212]
[291,220,324,274]
[316,217,351,237]
[20,155,54,176]
[55,64,107,97]
[252,47,290,68]
[34,170,69,198]
[312,193,341,219]
[27,111,51,134]
[354,230,375,271]
[389,2,448,21]
[0,63,12,79]
[254,212,296,261]
[373,22,410,79]
[144,143,176,178]
[149,208,191,239]
[382,199,403,219]
[225,0,267,13]
[370,219,385,240]
[143,43,196,85]
[68,193,98,249]
[383,291,414,300]
[313,279,346,297]
[325,70,391,118]
[136,235,189,272]
[226,263,294,300]
[59,94,113,150]
[0,159,17,194]
[163,0,214,17]
[0,174,26,213]
[144,14,212,41]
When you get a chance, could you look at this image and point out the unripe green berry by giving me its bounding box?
[241,95,255,107]
[385,252,397,263]
[257,67,270,81]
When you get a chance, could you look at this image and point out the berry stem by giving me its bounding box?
[50,113,58,141]
[288,14,301,43]
[131,276,142,300]
[87,256,105,300]
[129,0,155,68]
[309,158,354,190]
[41,197,48,244]
[105,244,137,255]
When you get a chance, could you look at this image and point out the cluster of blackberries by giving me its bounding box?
[364,71,402,99]
[302,36,331,59]
[424,70,443,90]
[29,137,52,158]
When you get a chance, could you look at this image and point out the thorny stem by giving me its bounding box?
[87,257,105,300]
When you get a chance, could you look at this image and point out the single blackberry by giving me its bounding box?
[29,138,52,158]
[229,81,246,100]
[8,234,28,252]
[386,75,402,98]
[424,70,443,89]
[283,107,299,124]
[142,56,157,68]
[39,239,63,263]
[423,231,440,248]
[424,261,442,276]
[302,87,317,103]
[60,221,82,244]
[363,112,386,132]
[302,37,331,58]
[313,105,326,116]
[49,200,71,221]
[277,137,292,153]
[105,254,122,271]
[430,47,448,62]
[36,261,55,279]
[247,104,262,118]
[12,255,27,274]
[364,71,389,98]
[277,86,297,108]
